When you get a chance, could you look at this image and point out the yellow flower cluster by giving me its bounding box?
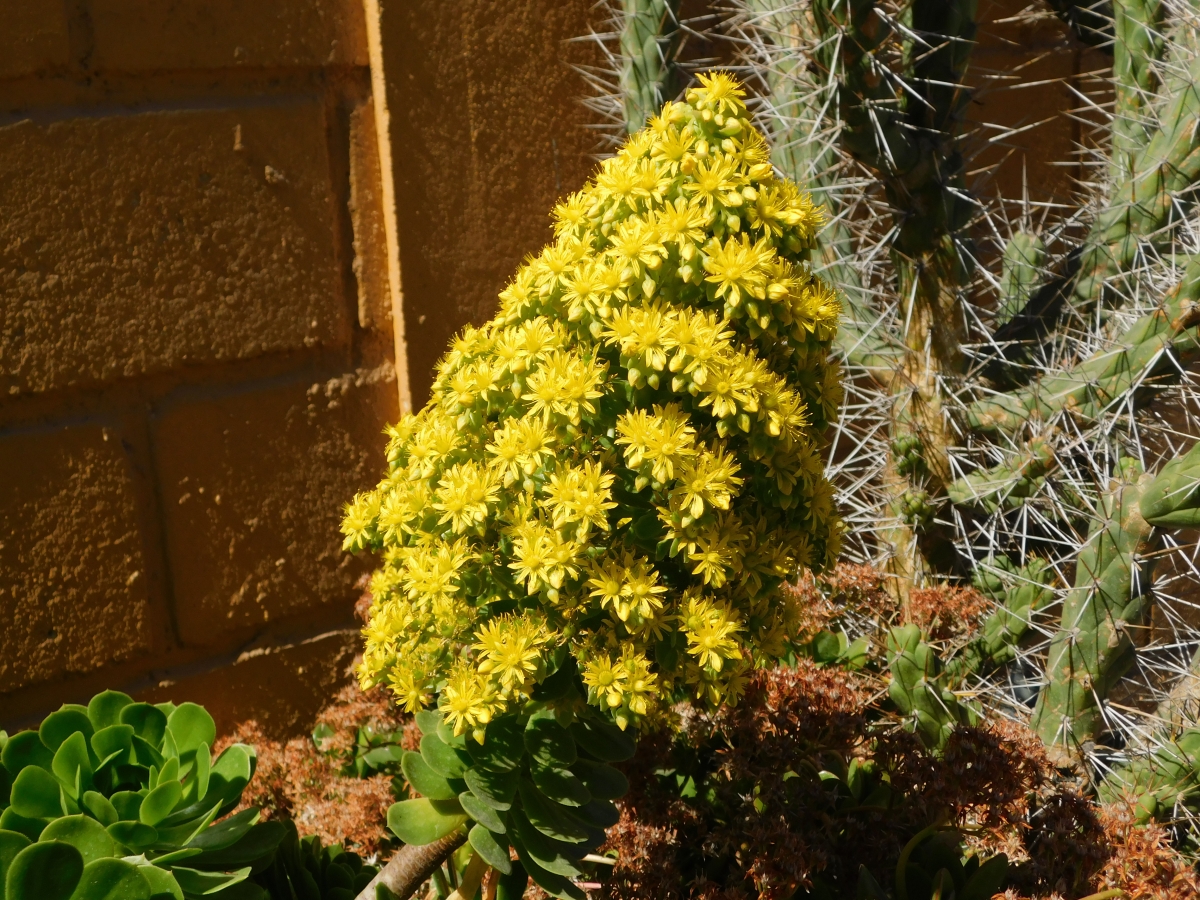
[343,74,843,739]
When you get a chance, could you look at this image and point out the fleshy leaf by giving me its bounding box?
[4,840,83,900]
[39,815,115,865]
[386,799,466,846]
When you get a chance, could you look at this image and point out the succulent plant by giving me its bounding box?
[0,690,276,900]
[252,821,380,900]
[381,706,631,900]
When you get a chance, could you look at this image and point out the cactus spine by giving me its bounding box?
[722,0,1200,810]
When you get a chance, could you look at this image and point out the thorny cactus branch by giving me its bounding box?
[619,0,684,132]
[1111,0,1165,180]
[1031,459,1159,757]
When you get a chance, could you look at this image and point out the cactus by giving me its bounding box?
[709,0,1200,832]
[0,691,273,900]
[619,0,684,133]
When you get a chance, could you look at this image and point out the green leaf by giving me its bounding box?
[463,767,518,811]
[465,717,525,773]
[118,707,167,749]
[570,760,628,801]
[435,720,467,750]
[495,860,528,900]
[506,809,584,879]
[2,732,54,775]
[524,716,576,769]
[39,816,115,865]
[458,792,506,834]
[570,798,619,829]
[468,824,512,875]
[106,821,157,853]
[530,764,589,807]
[139,781,182,826]
[401,753,457,801]
[419,735,471,780]
[130,738,164,772]
[206,746,254,809]
[185,744,211,807]
[136,865,182,900]
[568,718,634,762]
[69,857,152,900]
[4,841,83,900]
[0,809,48,842]
[385,799,466,846]
[414,711,442,736]
[86,693,134,733]
[185,822,286,870]
[169,865,251,895]
[184,808,259,853]
[960,855,1008,900]
[90,727,134,771]
[164,706,215,761]
[52,734,94,800]
[39,710,93,754]
[111,791,147,823]
[516,780,589,843]
[0,830,33,891]
[10,766,65,819]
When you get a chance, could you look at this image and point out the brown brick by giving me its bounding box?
[0,102,349,396]
[0,422,164,695]
[155,367,396,648]
[89,0,368,72]
[0,4,71,81]
[138,630,359,740]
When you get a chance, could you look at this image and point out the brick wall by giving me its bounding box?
[0,0,600,736]
[0,0,1089,737]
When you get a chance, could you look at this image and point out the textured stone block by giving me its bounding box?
[89,0,368,71]
[0,4,71,81]
[155,367,396,647]
[0,422,163,695]
[0,101,349,396]
[139,630,359,739]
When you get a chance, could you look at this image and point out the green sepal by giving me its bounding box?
[570,759,628,800]
[517,780,589,843]
[568,718,634,762]
[462,767,518,811]
[386,799,467,846]
[401,752,458,801]
[458,791,506,834]
[419,735,471,780]
[468,824,512,875]
[39,815,115,864]
[4,840,84,900]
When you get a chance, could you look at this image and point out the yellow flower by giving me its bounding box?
[440,660,497,737]
[432,461,499,533]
